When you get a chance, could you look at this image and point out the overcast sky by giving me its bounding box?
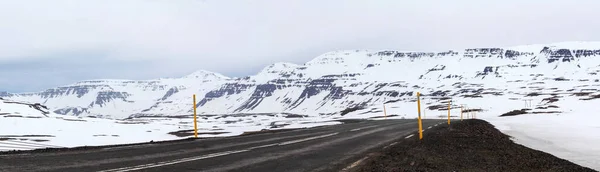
[1,0,599,92]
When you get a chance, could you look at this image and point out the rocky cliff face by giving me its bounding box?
[3,42,600,119]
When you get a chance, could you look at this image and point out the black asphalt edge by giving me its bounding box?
[0,119,371,155]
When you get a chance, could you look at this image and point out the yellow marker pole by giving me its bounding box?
[417,92,423,140]
[383,104,387,119]
[193,94,198,138]
[460,105,463,121]
[447,99,451,125]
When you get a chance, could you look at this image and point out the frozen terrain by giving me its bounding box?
[2,41,600,169]
[340,73,600,170]
[0,98,341,151]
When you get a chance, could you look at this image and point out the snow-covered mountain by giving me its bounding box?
[0,98,51,118]
[2,42,600,169]
[2,71,228,118]
[2,42,600,119]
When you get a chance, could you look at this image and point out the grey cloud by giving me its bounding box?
[1,0,600,92]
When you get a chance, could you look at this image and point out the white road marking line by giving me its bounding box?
[98,150,249,172]
[247,143,278,150]
[278,132,338,146]
[0,153,31,157]
[341,157,369,171]
[428,126,432,129]
[405,134,414,139]
[99,132,339,172]
[349,125,378,132]
[383,142,398,149]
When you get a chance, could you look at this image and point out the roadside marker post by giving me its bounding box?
[383,104,387,119]
[466,106,470,119]
[193,94,198,138]
[460,105,462,121]
[417,92,423,140]
[447,99,451,125]
[469,109,473,119]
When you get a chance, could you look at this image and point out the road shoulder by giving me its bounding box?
[348,119,597,172]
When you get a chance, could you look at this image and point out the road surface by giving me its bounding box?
[0,119,445,172]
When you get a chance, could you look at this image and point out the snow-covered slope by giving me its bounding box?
[0,98,51,117]
[0,98,340,151]
[2,71,228,119]
[0,98,180,149]
[2,42,600,120]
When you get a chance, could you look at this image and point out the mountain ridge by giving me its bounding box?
[2,42,600,119]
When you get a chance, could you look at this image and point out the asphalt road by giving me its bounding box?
[0,119,445,172]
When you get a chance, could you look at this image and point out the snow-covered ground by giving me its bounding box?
[2,85,600,170]
[486,97,600,170]
[0,98,344,151]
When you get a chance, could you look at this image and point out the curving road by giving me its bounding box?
[0,119,445,172]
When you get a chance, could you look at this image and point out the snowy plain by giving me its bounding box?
[0,99,343,150]
[3,90,599,169]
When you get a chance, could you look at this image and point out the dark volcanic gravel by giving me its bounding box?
[353,119,596,172]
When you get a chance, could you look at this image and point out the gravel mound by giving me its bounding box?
[352,119,596,172]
